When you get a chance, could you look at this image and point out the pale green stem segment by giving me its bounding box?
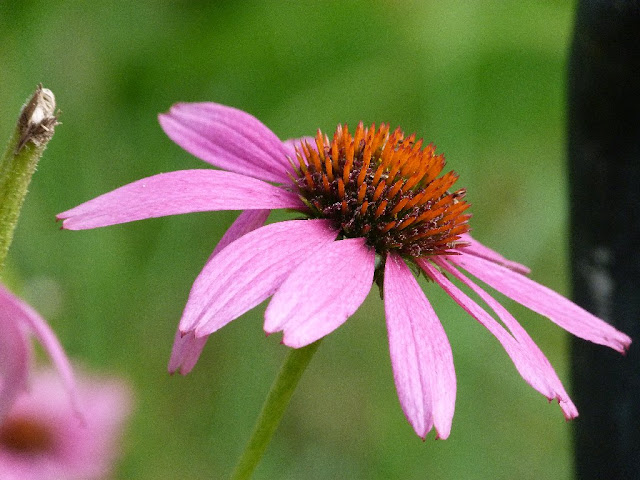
[0,85,58,270]
[230,339,322,480]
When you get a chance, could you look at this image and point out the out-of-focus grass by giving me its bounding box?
[1,1,576,478]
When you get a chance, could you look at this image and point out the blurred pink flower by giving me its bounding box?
[0,368,132,480]
[57,103,631,439]
[0,284,77,420]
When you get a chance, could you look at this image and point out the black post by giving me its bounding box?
[568,1,640,479]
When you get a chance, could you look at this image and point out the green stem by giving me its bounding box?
[230,340,322,480]
[0,85,58,271]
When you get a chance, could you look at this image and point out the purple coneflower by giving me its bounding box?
[0,368,131,480]
[0,284,76,420]
[57,103,631,439]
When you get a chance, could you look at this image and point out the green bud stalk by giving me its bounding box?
[0,85,58,271]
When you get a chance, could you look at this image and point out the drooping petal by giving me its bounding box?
[435,258,578,419]
[419,259,560,404]
[384,254,456,439]
[458,233,531,275]
[168,209,271,375]
[264,237,375,348]
[0,310,29,420]
[159,102,292,184]
[57,170,303,230]
[449,253,632,353]
[185,219,338,336]
[168,330,207,375]
[0,284,79,417]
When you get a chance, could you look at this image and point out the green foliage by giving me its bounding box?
[1,1,575,478]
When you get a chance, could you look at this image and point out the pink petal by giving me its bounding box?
[384,254,456,439]
[159,102,293,184]
[0,308,30,420]
[185,219,338,336]
[458,233,531,275]
[419,259,561,404]
[449,253,632,353]
[264,238,375,348]
[168,329,208,375]
[434,258,578,419]
[56,170,303,230]
[168,209,270,375]
[2,369,132,480]
[0,284,79,418]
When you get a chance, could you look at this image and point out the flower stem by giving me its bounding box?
[229,339,322,480]
[0,85,58,270]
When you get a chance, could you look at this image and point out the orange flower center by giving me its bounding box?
[292,123,470,257]
[0,416,54,455]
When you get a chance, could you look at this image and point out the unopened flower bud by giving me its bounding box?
[16,84,58,153]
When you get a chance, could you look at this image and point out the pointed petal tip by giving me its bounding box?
[620,335,633,355]
[413,424,451,441]
[434,423,452,440]
[157,108,180,128]
[263,326,279,340]
[263,321,277,336]
[55,212,68,224]
[159,102,185,116]
[167,364,190,376]
[545,392,578,420]
[55,218,74,230]
[166,102,189,113]
[598,330,631,355]
[192,326,209,338]
[561,401,579,421]
[280,333,314,349]
[167,353,195,376]
[178,312,198,334]
[177,324,191,337]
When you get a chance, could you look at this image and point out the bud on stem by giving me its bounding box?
[0,85,59,271]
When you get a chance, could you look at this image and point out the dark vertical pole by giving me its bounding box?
[568,1,640,479]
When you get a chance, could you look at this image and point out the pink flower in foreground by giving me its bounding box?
[57,102,632,439]
[0,283,77,421]
[0,368,132,480]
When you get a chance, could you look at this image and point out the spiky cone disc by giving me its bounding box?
[292,122,470,259]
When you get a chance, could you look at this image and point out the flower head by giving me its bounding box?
[57,102,632,439]
[0,283,77,421]
[0,368,132,480]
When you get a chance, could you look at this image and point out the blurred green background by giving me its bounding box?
[1,1,578,478]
